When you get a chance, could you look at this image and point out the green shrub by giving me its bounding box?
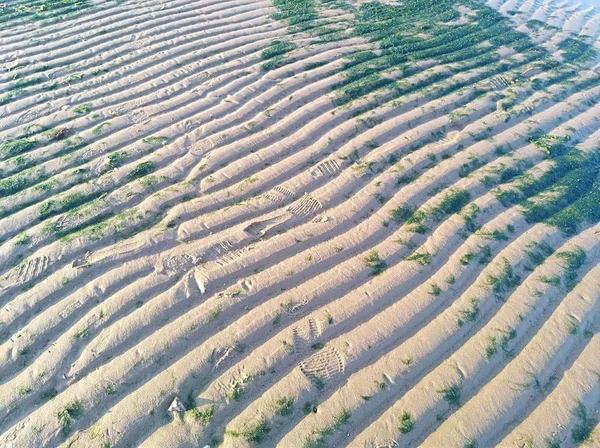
[128,161,156,179]
[438,384,461,407]
[571,401,596,444]
[186,404,215,424]
[364,250,387,275]
[58,400,84,434]
[0,138,37,157]
[398,412,414,434]
[275,397,294,416]
[406,251,432,265]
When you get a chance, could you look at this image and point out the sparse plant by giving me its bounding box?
[142,136,167,146]
[500,327,517,352]
[438,384,461,407]
[485,336,497,359]
[227,417,271,444]
[429,283,442,296]
[58,400,84,435]
[72,325,89,339]
[208,306,222,322]
[13,233,30,246]
[567,320,579,335]
[275,396,294,416]
[460,252,475,266]
[19,386,32,395]
[484,257,520,298]
[107,151,127,168]
[457,298,480,327]
[128,161,156,179]
[104,382,117,395]
[186,404,215,424]
[92,122,111,135]
[398,412,414,434]
[571,401,596,444]
[228,383,244,402]
[390,205,413,223]
[303,401,317,415]
[406,251,432,265]
[364,250,387,275]
[73,103,91,114]
[539,274,561,286]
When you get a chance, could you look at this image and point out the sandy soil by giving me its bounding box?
[0,0,599,447]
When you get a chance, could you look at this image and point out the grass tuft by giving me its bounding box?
[398,412,415,434]
[364,250,387,275]
[438,384,461,407]
[58,400,84,435]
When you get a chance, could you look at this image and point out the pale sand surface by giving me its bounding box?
[0,0,600,447]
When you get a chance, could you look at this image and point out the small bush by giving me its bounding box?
[228,417,271,444]
[406,251,432,265]
[438,384,461,407]
[142,136,167,146]
[73,103,92,114]
[390,205,413,223]
[364,250,387,275]
[275,397,294,416]
[186,404,215,425]
[457,298,480,327]
[429,283,442,296]
[398,412,414,434]
[485,336,497,359]
[0,138,37,157]
[108,151,127,167]
[128,161,156,179]
[571,401,596,444]
[58,400,84,435]
[228,383,244,402]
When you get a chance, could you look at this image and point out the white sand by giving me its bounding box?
[0,0,599,447]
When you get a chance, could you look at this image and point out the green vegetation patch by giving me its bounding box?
[261,41,298,71]
[0,168,45,198]
[571,401,597,444]
[495,140,600,235]
[128,161,156,179]
[0,0,93,30]
[398,412,415,434]
[227,417,271,444]
[58,399,84,435]
[0,138,38,158]
[364,249,387,275]
[438,383,461,406]
[556,246,586,291]
[558,38,597,64]
[484,257,521,298]
[39,192,89,219]
[186,404,215,425]
[329,0,544,105]
[272,0,317,26]
[142,136,167,146]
